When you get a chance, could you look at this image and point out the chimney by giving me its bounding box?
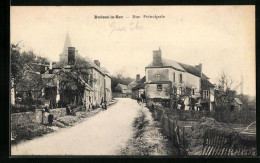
[68,47,76,65]
[197,63,202,77]
[136,74,140,82]
[94,60,100,67]
[49,61,52,70]
[152,47,162,67]
[49,61,53,74]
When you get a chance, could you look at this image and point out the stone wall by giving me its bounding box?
[11,108,67,126]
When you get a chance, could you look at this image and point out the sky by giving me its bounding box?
[10,6,255,96]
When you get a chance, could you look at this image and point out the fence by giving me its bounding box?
[151,106,186,155]
[202,129,256,156]
[151,106,256,156]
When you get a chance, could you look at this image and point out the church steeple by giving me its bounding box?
[59,32,72,62]
[63,32,72,52]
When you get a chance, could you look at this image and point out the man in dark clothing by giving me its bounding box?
[48,114,54,126]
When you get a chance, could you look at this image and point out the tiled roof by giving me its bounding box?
[146,57,210,79]
[132,83,146,90]
[146,58,185,71]
[201,78,215,89]
[178,62,209,79]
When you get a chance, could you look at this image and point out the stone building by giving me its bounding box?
[43,32,112,109]
[145,48,215,111]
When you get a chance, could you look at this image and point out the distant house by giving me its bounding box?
[230,98,243,111]
[128,74,141,90]
[145,48,215,111]
[113,84,132,98]
[131,76,146,100]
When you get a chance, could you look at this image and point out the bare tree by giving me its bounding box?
[214,72,237,122]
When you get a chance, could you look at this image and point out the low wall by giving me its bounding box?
[11,108,67,126]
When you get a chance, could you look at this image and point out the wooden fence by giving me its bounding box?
[151,106,256,156]
[151,107,186,155]
[202,129,256,156]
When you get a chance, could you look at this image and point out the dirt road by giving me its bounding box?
[12,98,142,155]
[12,98,175,155]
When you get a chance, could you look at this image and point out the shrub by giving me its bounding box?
[11,122,53,142]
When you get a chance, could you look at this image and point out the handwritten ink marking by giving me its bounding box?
[130,21,143,30]
[109,22,127,36]
[109,21,143,36]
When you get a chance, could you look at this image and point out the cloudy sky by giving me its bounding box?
[11,6,255,96]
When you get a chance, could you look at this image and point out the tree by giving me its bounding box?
[170,84,195,110]
[11,42,51,103]
[110,74,134,91]
[214,72,237,122]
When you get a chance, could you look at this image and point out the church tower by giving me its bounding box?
[59,32,72,63]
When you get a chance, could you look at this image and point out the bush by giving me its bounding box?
[211,108,256,124]
[57,100,68,108]
[11,122,53,142]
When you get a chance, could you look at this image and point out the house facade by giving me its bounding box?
[145,48,215,111]
[42,32,112,109]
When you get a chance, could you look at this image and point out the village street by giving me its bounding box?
[11,98,171,155]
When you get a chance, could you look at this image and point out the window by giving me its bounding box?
[179,74,182,83]
[179,87,183,95]
[192,89,195,95]
[173,72,175,82]
[203,90,209,99]
[157,84,162,91]
[156,74,161,81]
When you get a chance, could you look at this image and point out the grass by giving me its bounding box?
[11,122,54,144]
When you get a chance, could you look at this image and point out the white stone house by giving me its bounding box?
[145,48,215,111]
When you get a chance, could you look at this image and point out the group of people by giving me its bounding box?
[137,93,146,105]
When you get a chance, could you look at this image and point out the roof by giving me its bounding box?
[63,32,72,52]
[234,98,243,105]
[201,78,215,89]
[132,83,146,90]
[132,76,146,90]
[116,84,129,90]
[140,76,146,83]
[83,56,106,76]
[178,62,209,79]
[146,56,210,79]
[146,58,185,71]
[42,68,94,91]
